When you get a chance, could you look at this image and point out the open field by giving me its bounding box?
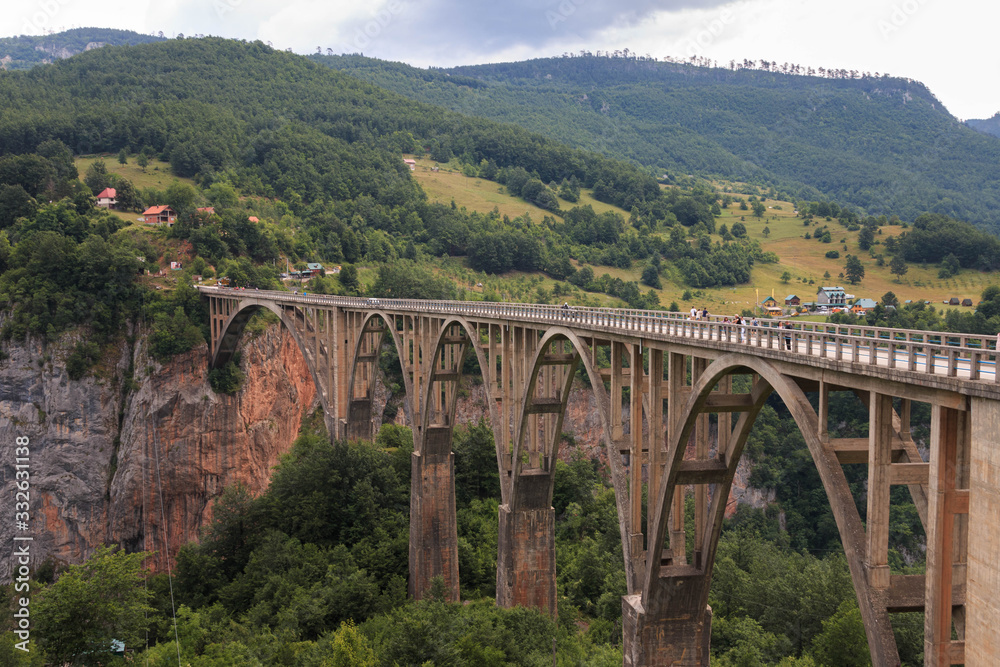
[74,154,194,192]
[408,156,631,221]
[409,160,555,221]
[421,173,1000,311]
[75,154,199,225]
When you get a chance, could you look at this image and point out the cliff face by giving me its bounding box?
[0,324,315,579]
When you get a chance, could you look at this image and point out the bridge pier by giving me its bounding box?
[622,594,711,667]
[968,396,1000,662]
[496,473,557,615]
[409,426,460,602]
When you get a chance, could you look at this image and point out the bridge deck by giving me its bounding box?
[198,286,1000,398]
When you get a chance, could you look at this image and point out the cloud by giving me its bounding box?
[382,0,729,50]
[250,0,732,61]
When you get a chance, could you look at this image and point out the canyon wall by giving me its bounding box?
[0,323,315,578]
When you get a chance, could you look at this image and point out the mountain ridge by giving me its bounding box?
[318,53,1000,231]
[0,27,163,69]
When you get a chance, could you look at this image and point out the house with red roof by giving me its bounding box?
[403,158,416,170]
[142,205,177,226]
[96,188,117,209]
[196,206,215,216]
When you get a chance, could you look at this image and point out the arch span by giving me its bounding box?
[498,328,645,614]
[343,311,411,441]
[211,300,335,428]
[636,354,898,666]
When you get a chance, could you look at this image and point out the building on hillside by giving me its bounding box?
[816,286,847,306]
[949,297,960,306]
[762,296,778,308]
[403,158,416,170]
[962,298,974,307]
[141,205,176,226]
[852,298,878,314]
[328,265,342,275]
[170,261,183,271]
[196,206,215,216]
[306,263,325,277]
[247,216,259,223]
[96,187,117,209]
[784,295,800,306]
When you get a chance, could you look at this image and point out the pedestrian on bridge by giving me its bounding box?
[783,321,794,350]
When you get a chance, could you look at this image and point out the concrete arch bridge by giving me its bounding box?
[199,286,1000,666]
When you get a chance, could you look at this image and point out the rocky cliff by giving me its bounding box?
[0,323,315,579]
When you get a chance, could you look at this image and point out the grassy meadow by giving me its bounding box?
[412,165,1000,312]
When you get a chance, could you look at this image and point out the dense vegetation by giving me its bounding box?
[0,28,163,70]
[319,53,1000,231]
[3,387,930,665]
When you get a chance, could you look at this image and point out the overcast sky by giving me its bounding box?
[6,0,998,120]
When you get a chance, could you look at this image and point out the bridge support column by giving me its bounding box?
[409,426,460,602]
[497,473,556,615]
[964,398,998,664]
[622,595,711,667]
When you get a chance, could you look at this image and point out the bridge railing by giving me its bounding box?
[199,286,999,383]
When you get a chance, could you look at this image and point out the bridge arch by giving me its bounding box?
[343,310,413,440]
[417,316,501,457]
[639,353,899,665]
[210,299,335,427]
[499,327,638,614]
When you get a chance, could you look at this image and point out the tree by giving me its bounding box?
[731,221,747,238]
[751,200,766,218]
[858,226,875,250]
[781,271,791,284]
[881,291,899,308]
[641,263,662,288]
[809,600,871,666]
[117,148,128,165]
[83,160,111,195]
[938,252,960,278]
[762,226,770,238]
[34,545,155,665]
[137,152,149,172]
[844,255,865,284]
[889,253,908,282]
[339,263,359,292]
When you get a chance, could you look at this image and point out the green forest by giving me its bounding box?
[319,53,1000,232]
[0,28,163,70]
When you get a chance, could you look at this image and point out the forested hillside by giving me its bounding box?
[318,54,1000,231]
[966,112,1000,138]
[0,28,162,70]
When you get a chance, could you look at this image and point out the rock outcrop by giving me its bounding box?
[0,323,315,579]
